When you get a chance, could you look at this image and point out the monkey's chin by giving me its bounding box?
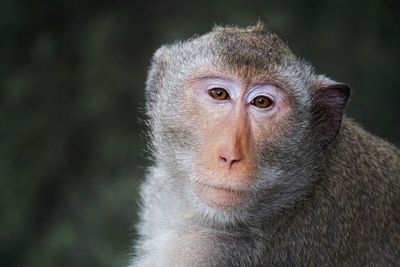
[193,182,249,210]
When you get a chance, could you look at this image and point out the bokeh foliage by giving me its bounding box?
[1,0,399,266]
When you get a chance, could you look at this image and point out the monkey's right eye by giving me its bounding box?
[208,88,230,100]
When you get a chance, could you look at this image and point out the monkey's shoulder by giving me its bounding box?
[329,118,400,181]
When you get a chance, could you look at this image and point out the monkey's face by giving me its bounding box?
[181,68,294,213]
[146,27,349,224]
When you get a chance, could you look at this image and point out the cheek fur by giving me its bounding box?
[250,101,292,145]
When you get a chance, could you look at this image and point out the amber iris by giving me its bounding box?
[208,88,230,100]
[251,96,273,108]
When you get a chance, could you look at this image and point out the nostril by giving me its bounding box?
[219,155,228,163]
[231,159,240,165]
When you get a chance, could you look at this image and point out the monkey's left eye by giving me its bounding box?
[208,88,230,100]
[251,96,273,109]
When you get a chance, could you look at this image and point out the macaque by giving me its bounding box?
[130,23,400,266]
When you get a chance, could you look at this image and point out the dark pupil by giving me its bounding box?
[251,96,272,108]
[216,90,224,97]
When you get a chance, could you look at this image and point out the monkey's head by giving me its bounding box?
[145,23,350,225]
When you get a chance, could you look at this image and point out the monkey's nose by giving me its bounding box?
[218,154,242,168]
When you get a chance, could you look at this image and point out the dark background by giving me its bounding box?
[1,0,399,266]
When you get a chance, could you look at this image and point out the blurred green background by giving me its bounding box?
[1,0,399,266]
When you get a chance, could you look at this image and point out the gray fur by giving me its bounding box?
[130,23,400,266]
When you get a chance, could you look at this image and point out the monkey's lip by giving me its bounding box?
[193,181,250,209]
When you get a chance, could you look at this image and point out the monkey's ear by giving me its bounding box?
[313,83,351,145]
[145,46,170,115]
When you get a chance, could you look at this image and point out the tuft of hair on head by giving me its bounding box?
[251,20,267,32]
[212,20,268,34]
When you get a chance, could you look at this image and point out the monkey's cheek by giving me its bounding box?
[194,185,249,210]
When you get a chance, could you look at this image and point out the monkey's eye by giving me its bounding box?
[208,88,230,100]
[251,96,273,109]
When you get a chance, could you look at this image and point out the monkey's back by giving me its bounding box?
[262,118,400,266]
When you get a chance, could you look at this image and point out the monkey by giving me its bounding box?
[130,22,400,266]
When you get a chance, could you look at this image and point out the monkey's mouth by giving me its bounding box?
[193,181,250,209]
